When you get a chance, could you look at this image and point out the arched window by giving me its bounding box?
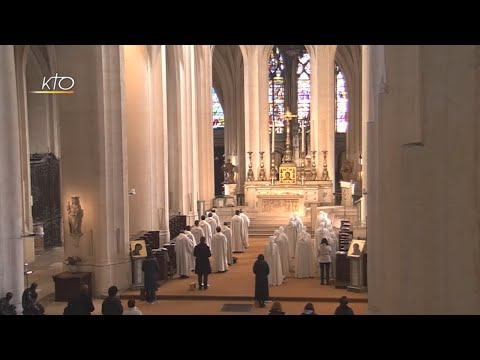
[297,51,311,127]
[335,64,348,133]
[212,87,224,128]
[268,46,285,134]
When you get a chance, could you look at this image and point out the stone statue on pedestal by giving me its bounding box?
[340,158,355,182]
[67,196,84,247]
[222,159,237,184]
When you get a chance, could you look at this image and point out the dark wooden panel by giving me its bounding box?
[30,153,61,248]
[52,272,92,302]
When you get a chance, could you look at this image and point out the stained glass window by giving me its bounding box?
[212,87,224,128]
[297,51,311,127]
[268,46,285,134]
[335,64,348,133]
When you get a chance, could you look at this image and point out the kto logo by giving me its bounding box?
[30,73,75,94]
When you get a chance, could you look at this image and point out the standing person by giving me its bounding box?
[70,285,95,315]
[206,213,217,242]
[0,292,17,315]
[239,209,250,248]
[211,209,221,227]
[231,210,245,253]
[264,236,283,286]
[318,238,332,285]
[191,220,205,245]
[334,296,355,315]
[194,236,212,290]
[211,227,229,273]
[184,226,197,272]
[175,230,195,278]
[142,249,159,303]
[123,299,143,315]
[199,215,212,248]
[221,222,233,265]
[101,286,123,315]
[253,254,270,308]
[273,228,290,278]
[295,226,315,278]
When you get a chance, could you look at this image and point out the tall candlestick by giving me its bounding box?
[271,123,275,154]
[301,119,305,154]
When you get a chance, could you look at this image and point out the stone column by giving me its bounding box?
[243,46,260,185]
[360,45,370,227]
[57,45,130,296]
[0,45,25,308]
[315,46,336,187]
[195,45,214,211]
[150,45,171,246]
[368,45,480,314]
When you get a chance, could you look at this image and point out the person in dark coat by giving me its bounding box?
[268,301,286,315]
[22,283,44,315]
[194,236,212,290]
[253,254,269,307]
[142,249,160,303]
[301,302,317,315]
[69,285,95,315]
[334,296,355,315]
[101,286,123,315]
[0,292,17,315]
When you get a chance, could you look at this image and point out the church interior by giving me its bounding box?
[0,45,479,315]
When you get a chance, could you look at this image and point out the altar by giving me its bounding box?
[245,180,334,215]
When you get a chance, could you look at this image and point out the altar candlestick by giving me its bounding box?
[301,119,305,154]
[271,123,275,154]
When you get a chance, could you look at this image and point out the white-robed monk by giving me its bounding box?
[191,220,205,245]
[273,229,290,278]
[278,226,293,273]
[295,226,315,278]
[199,215,212,248]
[211,209,221,227]
[231,210,245,253]
[239,209,250,248]
[184,226,196,271]
[175,231,195,278]
[206,213,217,241]
[211,226,229,272]
[221,222,233,265]
[285,212,303,258]
[264,236,283,286]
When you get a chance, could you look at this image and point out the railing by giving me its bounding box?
[169,215,186,240]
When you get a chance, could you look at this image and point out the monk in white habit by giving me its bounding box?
[264,236,283,286]
[231,210,245,253]
[184,226,196,271]
[211,227,229,273]
[206,213,217,241]
[191,220,205,245]
[211,209,221,227]
[239,209,250,248]
[199,215,212,248]
[175,231,195,278]
[273,229,290,278]
[285,212,303,258]
[295,226,315,278]
[278,226,293,273]
[221,222,233,265]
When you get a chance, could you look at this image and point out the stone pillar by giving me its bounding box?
[314,46,336,188]
[150,45,170,246]
[368,45,480,314]
[360,45,370,227]
[57,45,130,296]
[243,46,260,185]
[166,46,198,224]
[195,45,214,211]
[0,45,25,308]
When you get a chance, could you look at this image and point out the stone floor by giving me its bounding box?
[21,236,368,315]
